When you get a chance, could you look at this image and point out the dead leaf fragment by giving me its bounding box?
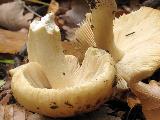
[0,29,27,54]
[127,93,141,108]
[48,0,59,13]
[0,1,34,30]
[0,90,12,105]
[0,104,44,120]
[4,105,13,120]
[60,0,89,27]
[13,105,25,120]
[62,41,84,62]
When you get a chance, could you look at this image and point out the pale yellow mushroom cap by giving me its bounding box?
[10,13,115,117]
[115,7,160,85]
[114,7,160,120]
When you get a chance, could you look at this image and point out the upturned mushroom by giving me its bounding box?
[72,1,160,119]
[10,13,116,117]
[114,8,160,117]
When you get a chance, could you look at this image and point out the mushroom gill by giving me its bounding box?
[73,0,124,62]
[114,9,160,113]
[115,7,160,85]
[72,1,160,119]
[10,13,115,117]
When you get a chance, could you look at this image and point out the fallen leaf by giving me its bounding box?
[4,104,13,120]
[127,93,141,108]
[0,29,27,54]
[62,41,84,62]
[48,0,59,13]
[0,104,44,120]
[0,1,34,30]
[26,112,44,120]
[0,104,5,120]
[60,0,89,27]
[53,0,89,41]
[0,90,12,105]
[13,105,25,120]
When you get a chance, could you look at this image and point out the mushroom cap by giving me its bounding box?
[115,7,160,84]
[11,47,115,117]
[10,13,115,117]
[114,7,160,119]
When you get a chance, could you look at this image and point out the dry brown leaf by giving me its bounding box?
[48,0,59,13]
[0,104,5,120]
[0,90,12,105]
[0,29,27,54]
[4,105,13,120]
[26,112,44,120]
[62,1,88,27]
[0,103,121,120]
[0,104,45,120]
[127,93,141,108]
[62,41,84,62]
[0,1,34,30]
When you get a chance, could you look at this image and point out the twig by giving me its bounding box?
[25,0,49,6]
[23,3,42,17]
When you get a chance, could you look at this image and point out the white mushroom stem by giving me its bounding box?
[91,0,124,62]
[27,14,69,88]
[73,0,124,62]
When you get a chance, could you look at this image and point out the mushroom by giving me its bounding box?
[72,1,160,119]
[10,13,116,117]
[113,6,160,120]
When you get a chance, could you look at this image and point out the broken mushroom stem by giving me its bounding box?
[90,0,123,61]
[28,13,69,88]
